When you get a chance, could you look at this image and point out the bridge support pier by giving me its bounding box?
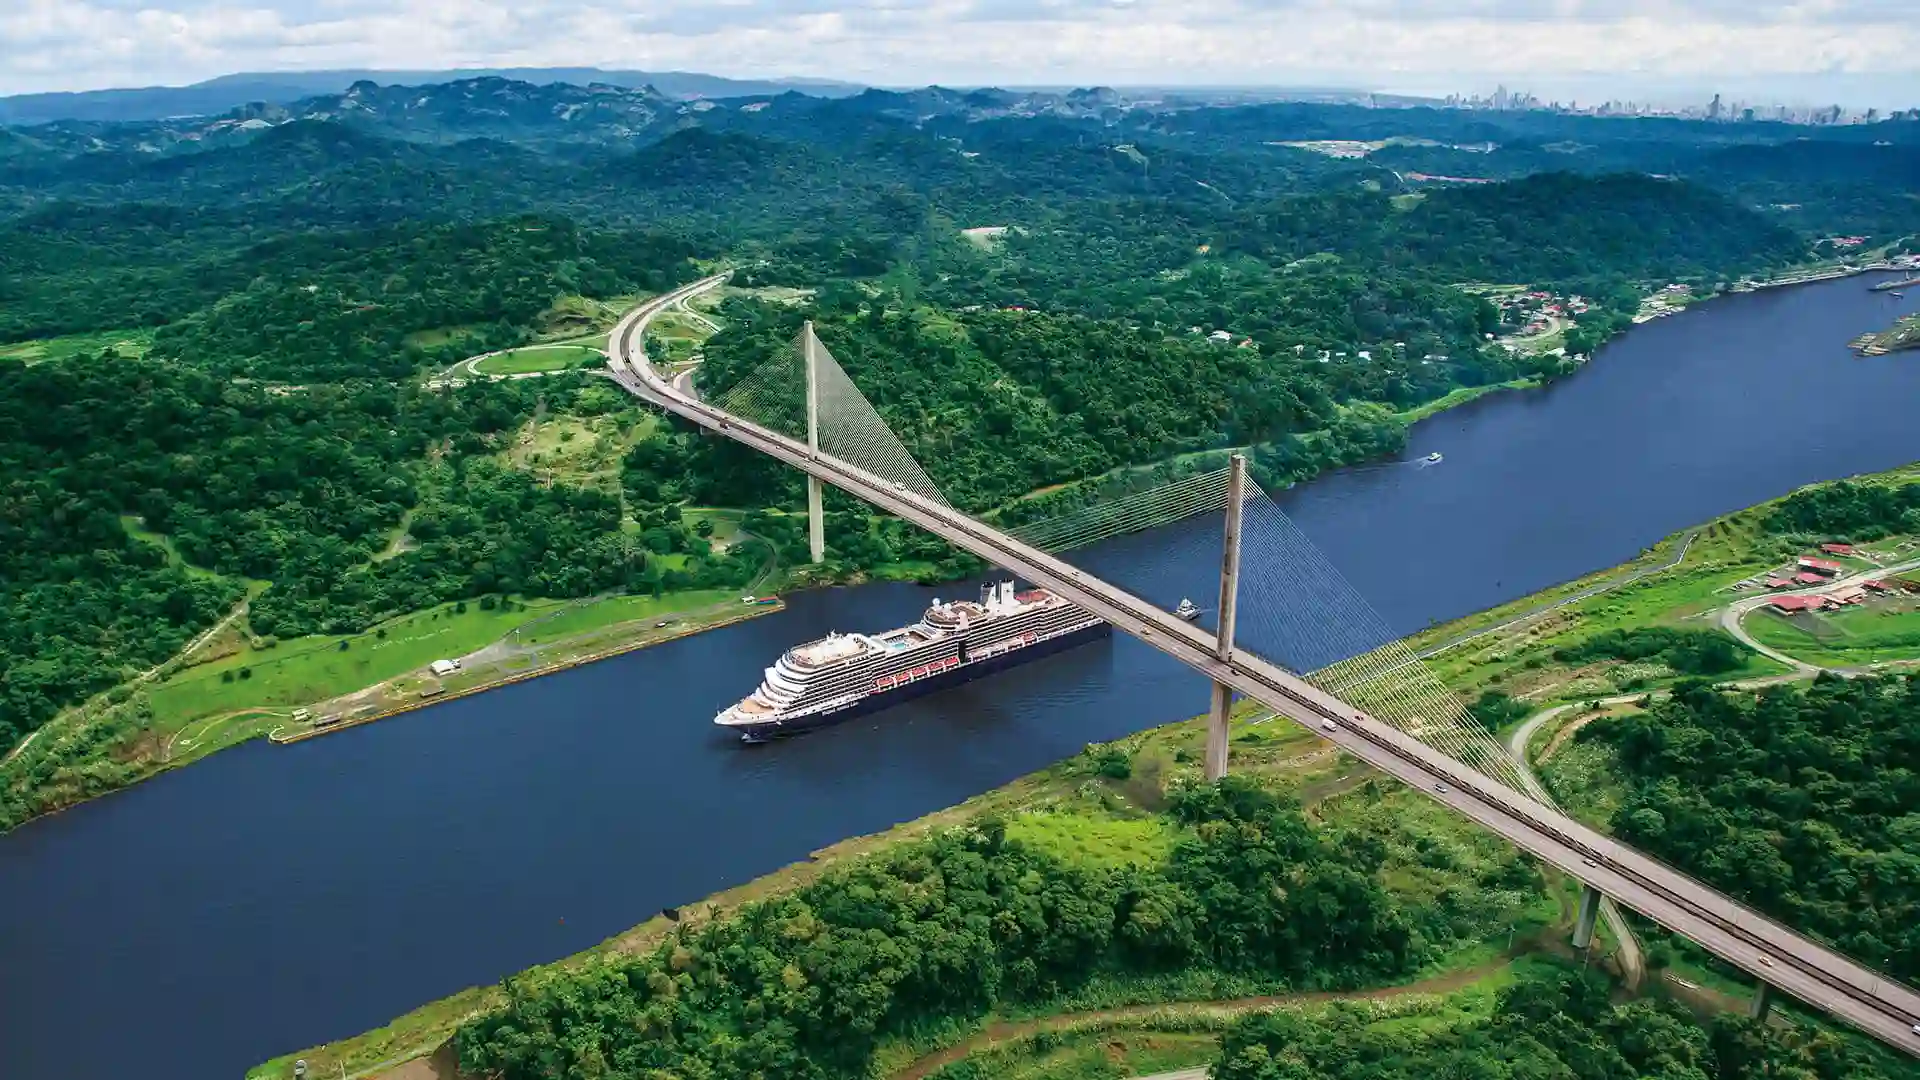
[1205,453,1247,782]
[1749,982,1774,1021]
[803,321,826,564]
[1573,884,1602,952]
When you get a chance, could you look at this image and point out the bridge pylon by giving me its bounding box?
[802,321,826,564]
[1205,453,1246,781]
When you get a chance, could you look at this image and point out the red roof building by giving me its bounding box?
[1863,580,1895,593]
[1820,543,1855,555]
[1794,571,1828,585]
[1764,577,1795,589]
[1797,557,1844,574]
[1767,595,1833,613]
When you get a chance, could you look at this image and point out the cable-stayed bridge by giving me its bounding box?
[608,275,1920,1053]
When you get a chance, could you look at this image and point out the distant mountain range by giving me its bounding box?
[0,68,866,126]
[0,78,1184,160]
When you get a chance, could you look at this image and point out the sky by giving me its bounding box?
[3,0,1918,108]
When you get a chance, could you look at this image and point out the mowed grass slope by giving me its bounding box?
[1745,603,1920,667]
[474,344,604,374]
[148,600,567,721]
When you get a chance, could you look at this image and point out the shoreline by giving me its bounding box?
[268,604,783,746]
[0,602,784,838]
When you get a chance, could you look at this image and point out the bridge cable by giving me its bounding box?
[1233,482,1534,794]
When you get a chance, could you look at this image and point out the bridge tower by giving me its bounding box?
[1205,453,1247,781]
[802,321,827,564]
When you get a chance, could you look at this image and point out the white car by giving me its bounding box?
[1319,719,1338,733]
[1435,783,1448,794]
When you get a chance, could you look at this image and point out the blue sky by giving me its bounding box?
[2,0,1915,107]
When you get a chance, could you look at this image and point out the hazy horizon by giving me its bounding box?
[3,0,1916,111]
[3,66,1915,116]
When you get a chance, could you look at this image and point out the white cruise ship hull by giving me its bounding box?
[729,620,1110,743]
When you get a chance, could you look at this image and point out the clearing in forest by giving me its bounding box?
[474,344,604,375]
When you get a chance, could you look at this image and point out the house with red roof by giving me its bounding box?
[1767,595,1835,613]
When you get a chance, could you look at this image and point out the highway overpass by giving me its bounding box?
[607,274,1920,1053]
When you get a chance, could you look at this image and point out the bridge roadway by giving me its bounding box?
[607,275,1920,1053]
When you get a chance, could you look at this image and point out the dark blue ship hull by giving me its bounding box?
[730,621,1112,743]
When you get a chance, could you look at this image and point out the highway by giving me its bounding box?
[607,275,1920,1053]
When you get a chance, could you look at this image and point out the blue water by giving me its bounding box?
[3,273,1918,1079]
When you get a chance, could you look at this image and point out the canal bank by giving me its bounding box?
[4,271,1920,1080]
[267,603,784,747]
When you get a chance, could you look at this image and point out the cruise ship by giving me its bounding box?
[715,581,1110,742]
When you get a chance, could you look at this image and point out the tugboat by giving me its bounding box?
[1423,452,1444,465]
[1174,598,1201,621]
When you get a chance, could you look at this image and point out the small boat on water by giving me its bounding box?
[1174,598,1201,621]
[1423,452,1444,465]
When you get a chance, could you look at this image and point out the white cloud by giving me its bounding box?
[1,0,1915,105]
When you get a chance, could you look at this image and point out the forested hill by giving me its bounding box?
[145,218,702,381]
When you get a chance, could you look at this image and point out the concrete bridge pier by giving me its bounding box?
[1573,884,1602,952]
[1750,982,1775,1021]
[803,321,826,564]
[1205,453,1247,782]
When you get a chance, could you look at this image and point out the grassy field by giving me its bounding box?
[1003,810,1177,869]
[1745,602,1920,667]
[474,344,603,375]
[147,600,570,722]
[0,327,153,363]
[512,590,738,645]
[499,411,653,489]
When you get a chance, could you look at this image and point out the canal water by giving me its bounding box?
[3,273,1919,1079]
